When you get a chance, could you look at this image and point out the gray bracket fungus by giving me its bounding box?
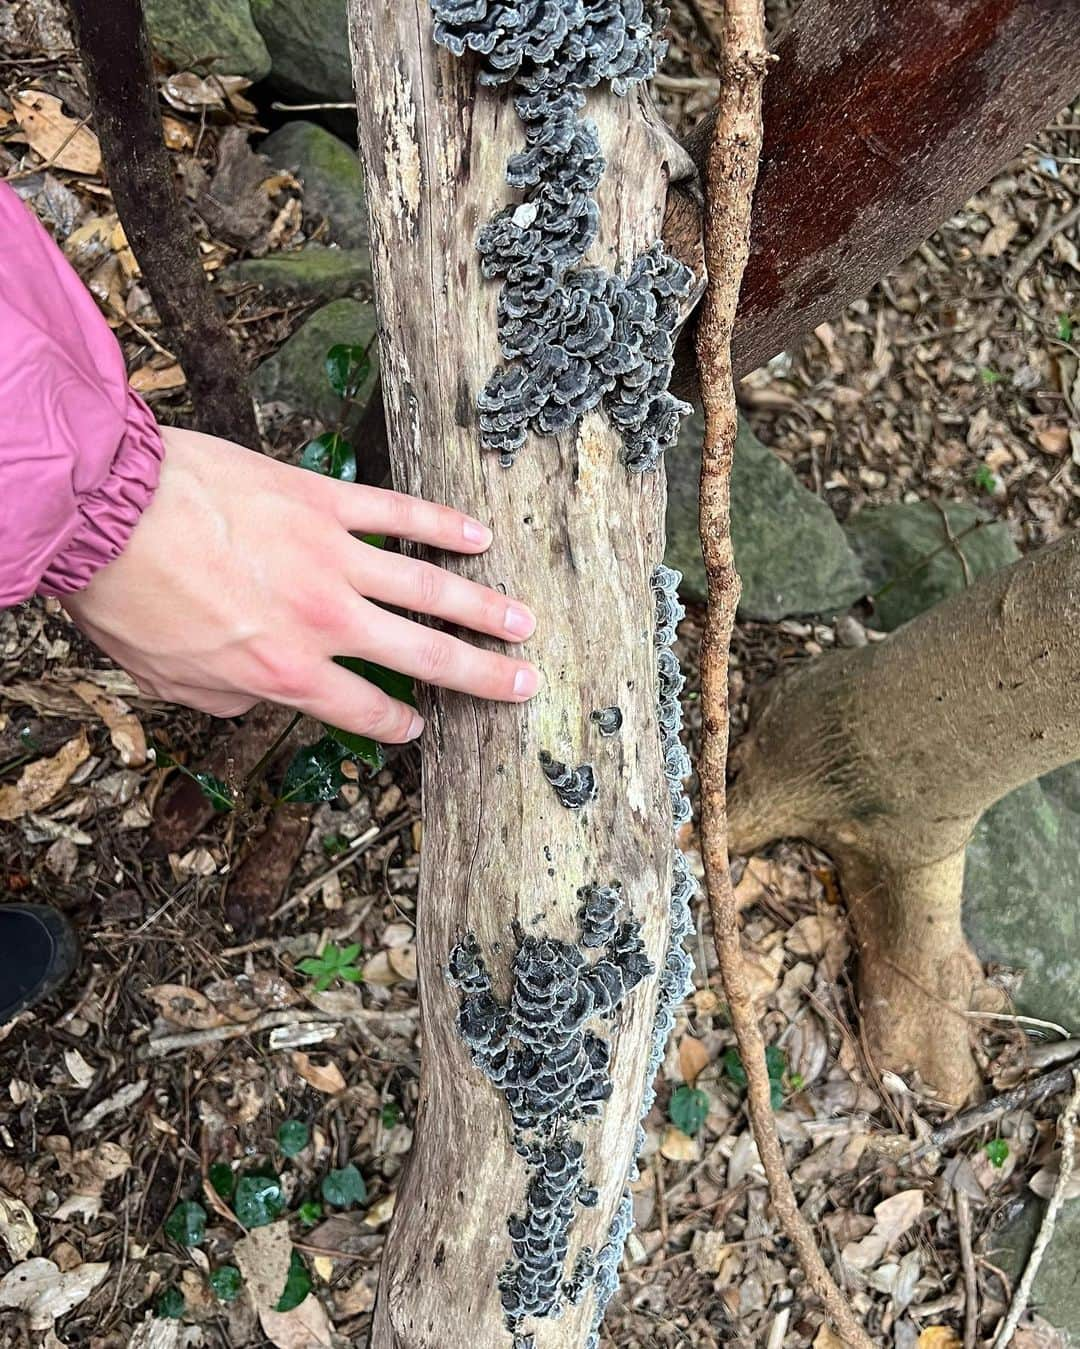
[429,0,694,468]
[590,704,623,736]
[539,752,598,809]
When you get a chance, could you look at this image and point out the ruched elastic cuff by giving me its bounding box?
[37,388,165,597]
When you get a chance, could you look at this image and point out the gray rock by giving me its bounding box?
[259,121,368,250]
[250,0,352,103]
[665,411,868,620]
[844,500,1020,631]
[251,298,378,429]
[142,0,271,81]
[990,1195,1080,1340]
[964,766,1080,1030]
[221,245,370,303]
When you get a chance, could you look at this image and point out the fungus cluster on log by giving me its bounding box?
[429,0,694,467]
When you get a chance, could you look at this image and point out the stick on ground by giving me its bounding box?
[694,4,872,1346]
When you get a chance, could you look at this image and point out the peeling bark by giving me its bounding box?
[727,534,1080,1104]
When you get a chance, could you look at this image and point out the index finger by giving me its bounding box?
[330,482,493,554]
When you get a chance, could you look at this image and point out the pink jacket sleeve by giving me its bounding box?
[0,182,165,608]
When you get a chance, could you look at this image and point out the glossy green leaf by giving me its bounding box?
[325,342,371,399]
[335,654,415,708]
[153,747,234,812]
[165,1200,207,1247]
[275,1250,312,1312]
[322,832,350,856]
[234,1172,285,1229]
[209,1265,243,1302]
[157,1287,185,1319]
[279,736,353,804]
[321,1163,367,1209]
[668,1084,709,1138]
[984,1138,1009,1168]
[321,722,384,771]
[209,1162,236,1201]
[300,431,357,483]
[277,1119,310,1158]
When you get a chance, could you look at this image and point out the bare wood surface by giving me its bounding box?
[694,3,872,1345]
[67,0,260,445]
[348,2,693,1343]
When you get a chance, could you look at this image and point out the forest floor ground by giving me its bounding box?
[0,1,1078,1346]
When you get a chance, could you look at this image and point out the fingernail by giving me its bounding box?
[406,712,425,739]
[513,667,540,699]
[463,519,492,547]
[504,604,535,638]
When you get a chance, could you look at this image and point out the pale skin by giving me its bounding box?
[64,427,540,739]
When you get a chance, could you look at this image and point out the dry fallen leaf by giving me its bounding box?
[291,1052,346,1095]
[144,984,228,1031]
[678,1034,710,1086]
[364,1192,396,1227]
[11,91,101,174]
[387,944,417,981]
[0,1190,38,1263]
[690,1229,729,1274]
[0,1257,109,1330]
[63,1048,95,1089]
[659,1124,700,1163]
[71,681,146,767]
[812,1327,846,1349]
[0,732,89,821]
[234,1222,332,1349]
[129,363,186,394]
[842,1188,924,1270]
[917,1329,961,1349]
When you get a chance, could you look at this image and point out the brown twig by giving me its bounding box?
[991,1070,1080,1347]
[956,1188,979,1349]
[694,6,871,1347]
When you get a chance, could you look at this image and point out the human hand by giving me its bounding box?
[63,427,539,741]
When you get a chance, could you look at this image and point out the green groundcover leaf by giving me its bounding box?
[279,736,355,804]
[234,1172,285,1229]
[209,1265,243,1302]
[278,1119,310,1158]
[209,1162,235,1201]
[668,1084,709,1138]
[276,1251,312,1312]
[985,1138,1010,1168]
[325,342,371,399]
[300,431,357,482]
[165,1200,207,1247]
[321,1163,367,1210]
[157,1287,185,1319]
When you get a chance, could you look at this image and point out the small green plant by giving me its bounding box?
[209,1265,243,1302]
[723,1044,788,1109]
[299,942,364,992]
[209,1162,235,1201]
[380,1100,401,1129]
[298,1199,323,1227]
[973,463,997,494]
[164,1200,207,1247]
[1058,313,1074,343]
[322,832,351,856]
[277,1118,310,1158]
[321,1163,367,1209]
[152,747,235,812]
[668,1084,709,1137]
[300,430,356,482]
[984,1137,1010,1168]
[979,366,1003,385]
[157,1286,185,1319]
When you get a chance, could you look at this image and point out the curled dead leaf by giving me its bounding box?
[678,1034,710,1086]
[144,984,227,1030]
[659,1124,700,1163]
[70,681,146,767]
[0,1190,38,1262]
[291,1052,346,1095]
[0,1257,108,1330]
[129,362,186,394]
[917,1329,961,1349]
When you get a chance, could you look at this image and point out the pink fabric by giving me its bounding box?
[0,182,165,607]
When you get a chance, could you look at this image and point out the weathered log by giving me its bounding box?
[347,2,697,1344]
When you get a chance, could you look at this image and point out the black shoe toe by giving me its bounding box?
[0,905,79,1024]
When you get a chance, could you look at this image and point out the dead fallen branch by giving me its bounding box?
[139,1005,416,1059]
[695,5,871,1346]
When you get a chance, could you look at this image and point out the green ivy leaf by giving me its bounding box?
[380,1100,400,1129]
[279,736,354,804]
[722,1047,747,1090]
[668,1084,709,1138]
[209,1265,243,1302]
[165,1200,207,1247]
[321,1163,367,1210]
[300,431,357,483]
[234,1172,285,1229]
[321,723,385,771]
[276,1250,312,1312]
[322,832,350,856]
[973,463,997,494]
[325,343,371,399]
[209,1162,236,1201]
[297,1199,323,1227]
[984,1138,1010,1168]
[724,1045,788,1110]
[157,1287,185,1319]
[277,1119,310,1158]
[979,366,1003,385]
[335,655,416,708]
